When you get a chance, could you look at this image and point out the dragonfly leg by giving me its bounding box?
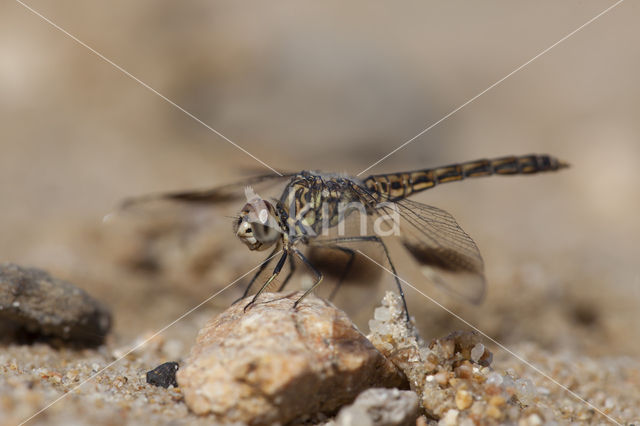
[244,251,288,312]
[232,245,280,305]
[276,255,297,292]
[292,249,323,309]
[317,236,410,322]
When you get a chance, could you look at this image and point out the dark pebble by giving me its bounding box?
[147,362,179,388]
[0,263,111,346]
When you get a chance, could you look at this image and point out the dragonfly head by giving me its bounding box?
[234,188,283,251]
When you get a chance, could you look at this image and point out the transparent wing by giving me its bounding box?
[371,196,486,304]
[306,182,486,303]
[121,173,295,209]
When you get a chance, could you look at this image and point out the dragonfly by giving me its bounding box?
[124,154,568,320]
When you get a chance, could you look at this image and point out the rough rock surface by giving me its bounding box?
[177,291,407,425]
[330,388,419,426]
[0,263,111,345]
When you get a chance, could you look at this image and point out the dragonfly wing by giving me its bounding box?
[121,173,295,209]
[376,197,486,303]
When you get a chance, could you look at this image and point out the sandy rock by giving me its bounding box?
[177,291,407,425]
[367,292,559,425]
[0,263,111,345]
[331,388,419,426]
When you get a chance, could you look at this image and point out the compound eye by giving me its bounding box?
[254,223,277,242]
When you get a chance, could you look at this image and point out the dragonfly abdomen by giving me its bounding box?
[364,154,568,201]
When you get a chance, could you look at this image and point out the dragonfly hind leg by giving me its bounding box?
[292,248,323,309]
[325,246,356,302]
[312,236,410,322]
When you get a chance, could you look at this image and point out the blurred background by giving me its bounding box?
[1,0,638,356]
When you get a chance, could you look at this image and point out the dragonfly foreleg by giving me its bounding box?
[244,250,288,312]
[276,255,297,292]
[233,245,280,305]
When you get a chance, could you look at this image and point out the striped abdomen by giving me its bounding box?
[363,154,569,201]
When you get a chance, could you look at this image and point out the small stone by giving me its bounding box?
[177,291,406,424]
[439,339,455,359]
[49,372,62,384]
[455,389,473,410]
[477,349,493,367]
[502,374,516,394]
[423,353,439,372]
[485,404,502,419]
[439,409,458,426]
[469,401,485,417]
[515,378,537,405]
[373,307,391,321]
[454,362,473,379]
[489,395,506,407]
[334,388,419,426]
[604,397,615,409]
[519,413,543,426]
[536,386,550,396]
[146,362,179,388]
[113,376,128,388]
[66,370,79,381]
[435,371,449,386]
[470,343,485,363]
[486,372,503,386]
[0,263,111,345]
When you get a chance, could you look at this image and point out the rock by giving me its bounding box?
[366,292,558,424]
[366,292,429,390]
[0,263,111,345]
[177,291,407,425]
[331,388,419,426]
[146,362,179,388]
[455,389,472,410]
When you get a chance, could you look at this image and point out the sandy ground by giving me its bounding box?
[1,1,639,424]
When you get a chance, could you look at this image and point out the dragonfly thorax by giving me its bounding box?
[234,196,284,251]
